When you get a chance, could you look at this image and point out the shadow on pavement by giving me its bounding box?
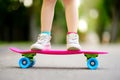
[6,66,108,70]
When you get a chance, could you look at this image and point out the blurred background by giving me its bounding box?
[0,0,120,45]
[0,1,120,80]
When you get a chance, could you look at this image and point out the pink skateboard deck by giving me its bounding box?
[9,47,108,55]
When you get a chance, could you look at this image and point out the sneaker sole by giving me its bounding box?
[31,48,42,50]
[67,47,80,51]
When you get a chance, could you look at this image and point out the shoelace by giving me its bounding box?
[37,34,50,44]
[68,34,79,44]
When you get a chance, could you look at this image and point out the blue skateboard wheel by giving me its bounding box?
[30,60,35,67]
[19,57,31,69]
[87,58,98,70]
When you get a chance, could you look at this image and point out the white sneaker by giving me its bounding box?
[67,33,81,50]
[31,34,51,50]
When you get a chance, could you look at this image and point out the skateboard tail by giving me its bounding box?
[9,47,32,54]
[10,47,21,53]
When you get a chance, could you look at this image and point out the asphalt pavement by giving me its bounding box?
[0,43,120,80]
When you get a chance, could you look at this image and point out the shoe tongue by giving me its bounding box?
[69,34,78,40]
[69,33,77,37]
[40,33,48,36]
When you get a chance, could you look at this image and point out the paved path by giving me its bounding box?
[0,43,120,80]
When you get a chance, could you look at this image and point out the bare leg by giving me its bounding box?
[41,0,56,32]
[63,0,81,50]
[31,0,56,50]
[63,0,79,32]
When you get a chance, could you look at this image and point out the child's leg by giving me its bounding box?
[31,0,56,50]
[63,0,79,33]
[63,0,81,50]
[41,0,57,32]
